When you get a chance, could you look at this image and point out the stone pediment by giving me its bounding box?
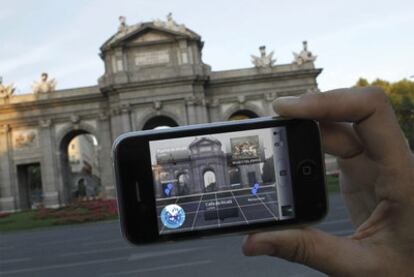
[100,23,201,51]
[131,31,174,44]
[190,137,221,148]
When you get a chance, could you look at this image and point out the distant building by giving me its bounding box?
[68,135,99,175]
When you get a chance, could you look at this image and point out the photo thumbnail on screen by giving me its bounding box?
[149,127,295,234]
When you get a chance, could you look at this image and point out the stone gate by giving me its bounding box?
[0,15,321,211]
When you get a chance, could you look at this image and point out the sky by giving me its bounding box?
[1,0,413,94]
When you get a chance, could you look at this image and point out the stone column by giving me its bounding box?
[38,119,60,208]
[186,99,197,125]
[110,105,131,138]
[110,108,123,139]
[238,164,250,188]
[97,113,116,198]
[0,124,16,211]
[195,98,209,123]
[208,99,221,122]
[120,104,132,133]
[265,92,277,115]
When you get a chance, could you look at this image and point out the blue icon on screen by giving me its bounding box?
[251,183,260,195]
[161,204,186,229]
[164,183,174,197]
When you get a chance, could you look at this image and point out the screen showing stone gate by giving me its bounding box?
[149,127,295,234]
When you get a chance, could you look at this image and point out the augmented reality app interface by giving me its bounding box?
[149,127,295,235]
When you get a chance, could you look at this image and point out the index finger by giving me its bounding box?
[273,87,409,164]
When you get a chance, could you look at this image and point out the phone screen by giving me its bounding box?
[149,127,295,235]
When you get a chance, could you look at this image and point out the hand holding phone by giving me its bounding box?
[243,88,414,276]
[113,117,327,244]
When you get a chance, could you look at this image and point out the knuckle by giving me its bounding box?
[287,233,315,264]
[309,93,334,118]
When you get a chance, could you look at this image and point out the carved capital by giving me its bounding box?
[39,119,52,128]
[111,107,121,116]
[120,104,130,113]
[0,124,11,134]
[186,96,204,106]
[185,96,196,106]
[99,111,109,121]
[208,98,220,108]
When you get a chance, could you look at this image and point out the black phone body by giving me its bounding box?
[113,117,327,245]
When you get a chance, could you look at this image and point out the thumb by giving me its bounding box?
[243,228,365,276]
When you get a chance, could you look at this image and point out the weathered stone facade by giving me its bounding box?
[0,17,321,211]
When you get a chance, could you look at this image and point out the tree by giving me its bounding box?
[355,78,369,87]
[355,78,414,150]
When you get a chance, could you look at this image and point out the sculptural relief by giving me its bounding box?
[154,13,188,34]
[32,73,56,94]
[118,16,128,32]
[0,77,15,98]
[13,130,38,149]
[251,46,276,68]
[293,41,317,65]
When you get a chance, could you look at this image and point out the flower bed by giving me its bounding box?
[34,199,118,225]
[0,199,118,232]
[0,212,11,219]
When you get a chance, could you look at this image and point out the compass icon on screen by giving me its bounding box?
[160,204,186,229]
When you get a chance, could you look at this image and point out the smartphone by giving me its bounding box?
[113,117,327,245]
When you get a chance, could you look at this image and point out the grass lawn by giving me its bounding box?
[0,199,118,233]
[326,174,340,193]
[0,210,59,232]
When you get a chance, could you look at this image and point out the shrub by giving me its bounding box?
[33,199,118,225]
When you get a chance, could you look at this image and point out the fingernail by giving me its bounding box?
[273,96,300,113]
[275,96,300,105]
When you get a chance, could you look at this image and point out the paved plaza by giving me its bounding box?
[0,193,353,277]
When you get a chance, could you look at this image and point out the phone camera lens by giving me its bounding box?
[297,160,317,181]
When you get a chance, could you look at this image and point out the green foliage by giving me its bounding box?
[355,78,414,150]
[355,78,369,87]
[326,174,340,193]
[0,211,57,232]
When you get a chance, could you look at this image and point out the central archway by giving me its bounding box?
[142,116,178,130]
[59,130,101,204]
[203,170,217,192]
[228,110,259,121]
